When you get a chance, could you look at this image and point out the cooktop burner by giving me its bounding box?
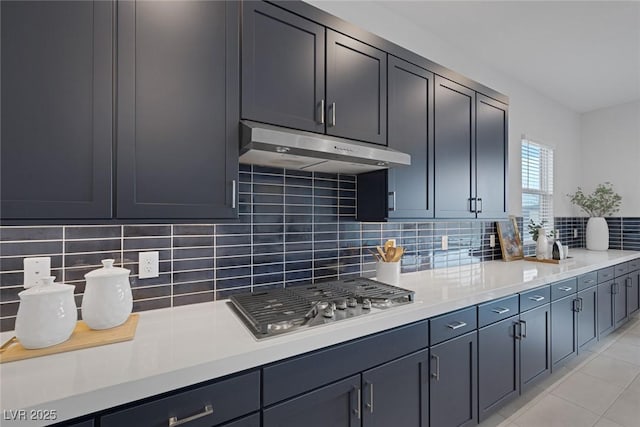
[228,278,414,339]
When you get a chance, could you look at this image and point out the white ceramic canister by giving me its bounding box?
[376,261,401,285]
[82,259,133,330]
[15,276,77,349]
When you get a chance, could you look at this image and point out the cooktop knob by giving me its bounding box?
[347,297,358,308]
[362,299,372,310]
[322,306,335,318]
[336,299,347,310]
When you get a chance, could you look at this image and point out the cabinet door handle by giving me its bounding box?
[612,283,618,294]
[572,298,579,312]
[626,277,633,288]
[365,383,374,413]
[528,295,545,302]
[328,102,336,127]
[520,320,527,338]
[319,99,325,124]
[353,387,361,420]
[514,322,521,340]
[388,192,396,212]
[578,297,583,312]
[558,286,573,292]
[231,180,236,209]
[446,321,467,330]
[491,307,510,314]
[477,198,483,213]
[168,404,213,427]
[431,354,440,381]
[469,197,476,213]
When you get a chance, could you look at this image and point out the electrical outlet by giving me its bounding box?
[23,257,51,288]
[573,229,578,238]
[489,234,496,248]
[138,251,159,279]
[441,235,448,250]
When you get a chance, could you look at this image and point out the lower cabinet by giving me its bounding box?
[263,375,361,427]
[551,295,578,368]
[614,278,628,328]
[362,349,429,427]
[598,280,616,338]
[520,303,551,392]
[430,331,477,427]
[627,269,640,315]
[223,413,261,427]
[478,316,520,421]
[577,286,598,350]
[264,349,430,427]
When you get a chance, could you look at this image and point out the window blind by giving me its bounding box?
[522,139,554,242]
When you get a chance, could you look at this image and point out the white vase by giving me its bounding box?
[536,233,549,260]
[586,217,609,251]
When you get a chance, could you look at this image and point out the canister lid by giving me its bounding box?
[19,276,75,297]
[84,259,130,279]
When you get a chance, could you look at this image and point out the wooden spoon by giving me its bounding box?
[390,247,404,262]
[376,246,387,262]
[386,246,396,263]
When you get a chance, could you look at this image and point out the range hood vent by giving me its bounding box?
[239,121,411,174]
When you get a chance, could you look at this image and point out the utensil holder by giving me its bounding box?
[376,261,400,285]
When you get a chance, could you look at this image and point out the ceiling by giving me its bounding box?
[378,1,640,113]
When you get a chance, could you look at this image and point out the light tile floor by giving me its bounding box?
[480,314,640,427]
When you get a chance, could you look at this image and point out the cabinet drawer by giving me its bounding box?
[101,371,260,427]
[430,306,477,345]
[628,258,640,272]
[520,286,551,312]
[551,278,577,301]
[263,320,428,406]
[478,294,519,328]
[577,272,598,291]
[598,267,615,283]
[614,263,629,277]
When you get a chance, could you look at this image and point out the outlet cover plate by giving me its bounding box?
[139,251,159,279]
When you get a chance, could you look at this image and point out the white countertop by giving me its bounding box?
[1,249,638,426]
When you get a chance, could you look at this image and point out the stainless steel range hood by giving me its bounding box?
[239,121,411,174]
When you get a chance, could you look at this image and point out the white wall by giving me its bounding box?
[307,0,582,216]
[580,100,640,216]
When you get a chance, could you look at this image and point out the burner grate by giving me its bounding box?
[229,289,313,334]
[229,278,414,338]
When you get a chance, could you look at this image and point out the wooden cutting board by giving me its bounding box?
[0,313,139,364]
[524,256,573,265]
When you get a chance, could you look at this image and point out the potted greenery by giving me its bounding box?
[567,182,621,251]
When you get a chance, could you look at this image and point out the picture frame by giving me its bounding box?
[496,217,524,261]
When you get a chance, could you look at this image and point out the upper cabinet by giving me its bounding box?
[1,1,113,220]
[117,0,239,219]
[434,76,508,219]
[242,2,387,145]
[476,94,508,218]
[325,30,387,145]
[241,1,325,133]
[356,56,433,221]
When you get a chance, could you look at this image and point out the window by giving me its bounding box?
[522,138,554,243]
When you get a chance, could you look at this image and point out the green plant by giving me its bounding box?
[527,219,553,241]
[567,182,622,217]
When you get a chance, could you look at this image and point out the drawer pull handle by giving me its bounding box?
[168,405,213,427]
[558,286,572,292]
[584,279,595,284]
[491,307,510,314]
[528,295,545,302]
[319,99,325,124]
[446,321,467,330]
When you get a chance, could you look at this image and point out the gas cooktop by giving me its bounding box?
[228,278,414,339]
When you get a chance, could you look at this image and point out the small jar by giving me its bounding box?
[82,259,132,330]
